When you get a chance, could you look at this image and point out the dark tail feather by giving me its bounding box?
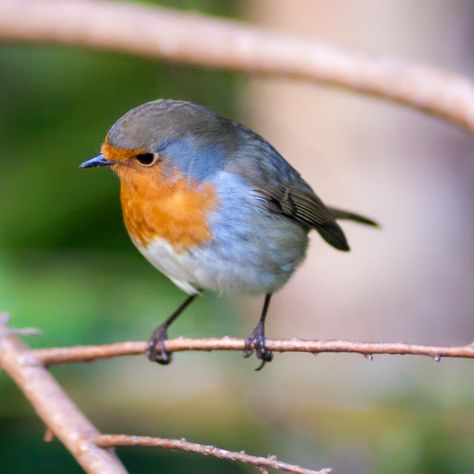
[328,207,379,227]
[318,222,350,252]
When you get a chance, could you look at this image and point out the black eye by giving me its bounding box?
[135,152,158,166]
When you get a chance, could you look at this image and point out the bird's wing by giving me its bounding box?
[222,120,350,251]
[252,182,350,251]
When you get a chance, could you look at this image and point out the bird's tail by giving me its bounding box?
[327,207,379,227]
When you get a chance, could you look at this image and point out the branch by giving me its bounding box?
[33,337,474,366]
[0,315,127,474]
[94,434,331,474]
[0,1,473,133]
[0,315,329,474]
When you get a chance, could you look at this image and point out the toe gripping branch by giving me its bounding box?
[146,294,198,364]
[147,292,274,370]
[243,293,274,371]
[147,325,171,364]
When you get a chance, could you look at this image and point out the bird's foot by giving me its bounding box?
[243,323,273,371]
[146,325,172,365]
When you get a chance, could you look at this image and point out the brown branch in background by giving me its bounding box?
[34,337,474,366]
[95,434,331,474]
[0,0,473,133]
[0,315,327,474]
[0,315,127,474]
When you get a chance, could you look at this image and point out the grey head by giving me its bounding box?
[105,99,242,180]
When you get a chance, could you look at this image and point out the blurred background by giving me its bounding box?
[1,0,474,473]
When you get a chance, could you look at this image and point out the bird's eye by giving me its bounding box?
[135,152,159,166]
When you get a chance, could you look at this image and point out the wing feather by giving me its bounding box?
[255,184,350,251]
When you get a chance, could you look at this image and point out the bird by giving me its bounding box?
[80,99,377,370]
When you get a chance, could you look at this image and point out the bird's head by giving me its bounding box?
[80,100,227,248]
[80,99,230,186]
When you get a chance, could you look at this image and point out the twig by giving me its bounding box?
[94,434,331,474]
[0,0,473,132]
[0,315,127,474]
[0,315,331,473]
[33,337,474,366]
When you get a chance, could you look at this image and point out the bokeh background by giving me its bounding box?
[1,0,474,473]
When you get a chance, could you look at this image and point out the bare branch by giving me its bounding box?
[33,337,474,366]
[0,0,473,132]
[0,315,127,474]
[0,315,331,474]
[94,434,331,474]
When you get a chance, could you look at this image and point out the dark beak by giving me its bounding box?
[79,154,112,169]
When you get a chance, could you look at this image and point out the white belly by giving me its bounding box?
[136,238,201,294]
[134,231,307,296]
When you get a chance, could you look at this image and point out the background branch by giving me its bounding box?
[94,434,331,474]
[34,337,474,366]
[0,315,127,474]
[0,315,327,474]
[0,0,473,133]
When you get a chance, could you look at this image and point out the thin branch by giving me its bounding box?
[0,315,331,473]
[0,0,473,133]
[0,315,127,474]
[94,434,331,474]
[33,337,474,366]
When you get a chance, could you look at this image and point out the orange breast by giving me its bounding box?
[120,169,218,252]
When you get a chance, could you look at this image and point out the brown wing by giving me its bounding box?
[255,183,350,251]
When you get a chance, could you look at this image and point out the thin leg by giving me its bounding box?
[147,294,198,364]
[243,293,273,371]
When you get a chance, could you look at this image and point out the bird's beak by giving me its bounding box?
[79,154,112,169]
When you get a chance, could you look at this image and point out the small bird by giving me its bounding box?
[81,99,377,369]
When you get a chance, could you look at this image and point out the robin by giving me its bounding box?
[80,99,377,369]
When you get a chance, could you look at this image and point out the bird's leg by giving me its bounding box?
[147,294,198,364]
[243,293,273,370]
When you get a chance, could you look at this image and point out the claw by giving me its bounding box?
[243,323,273,370]
[146,294,198,365]
[146,326,172,365]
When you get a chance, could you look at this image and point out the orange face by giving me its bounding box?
[101,137,148,164]
[101,137,218,252]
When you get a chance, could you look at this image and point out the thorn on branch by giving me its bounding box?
[44,428,55,443]
[0,314,42,338]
